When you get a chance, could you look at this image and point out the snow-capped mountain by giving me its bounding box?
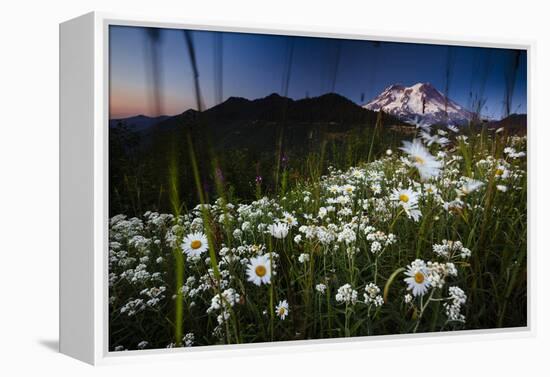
[364,83,472,125]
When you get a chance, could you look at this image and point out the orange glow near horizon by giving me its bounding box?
[109,86,199,119]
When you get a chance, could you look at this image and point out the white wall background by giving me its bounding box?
[0,0,548,375]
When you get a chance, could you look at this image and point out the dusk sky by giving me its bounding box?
[109,25,527,120]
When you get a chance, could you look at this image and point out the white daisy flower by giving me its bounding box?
[246,254,272,286]
[457,178,484,196]
[328,185,340,194]
[182,232,208,257]
[351,169,365,179]
[423,183,438,196]
[494,166,509,179]
[281,212,298,227]
[342,184,356,195]
[390,188,419,205]
[447,124,459,133]
[411,115,432,132]
[390,188,422,221]
[443,199,464,213]
[420,130,450,147]
[400,139,442,180]
[404,259,431,297]
[268,222,289,239]
[275,299,289,320]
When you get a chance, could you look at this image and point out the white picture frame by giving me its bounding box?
[59,11,534,365]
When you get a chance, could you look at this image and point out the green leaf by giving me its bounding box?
[384,267,406,303]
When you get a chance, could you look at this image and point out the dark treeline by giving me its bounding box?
[109,92,410,217]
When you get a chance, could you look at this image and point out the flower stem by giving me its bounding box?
[413,289,436,333]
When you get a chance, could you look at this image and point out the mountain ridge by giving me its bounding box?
[109,114,171,131]
[111,92,407,134]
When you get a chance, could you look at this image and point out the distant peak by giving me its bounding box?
[384,83,404,91]
[364,82,471,126]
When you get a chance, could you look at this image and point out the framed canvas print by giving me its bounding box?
[60,12,532,365]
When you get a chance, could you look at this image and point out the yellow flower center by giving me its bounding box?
[190,240,202,249]
[496,168,504,176]
[346,187,353,193]
[414,272,425,284]
[255,265,267,277]
[278,307,286,316]
[399,194,410,203]
[413,156,425,165]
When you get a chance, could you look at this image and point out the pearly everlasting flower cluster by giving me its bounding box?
[433,240,471,259]
[444,286,467,322]
[427,261,458,289]
[315,283,327,295]
[140,286,166,306]
[335,284,358,305]
[364,283,384,307]
[298,253,310,263]
[207,288,241,325]
[365,229,396,253]
[183,332,195,347]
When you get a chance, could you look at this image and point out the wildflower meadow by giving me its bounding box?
[108,123,527,350]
